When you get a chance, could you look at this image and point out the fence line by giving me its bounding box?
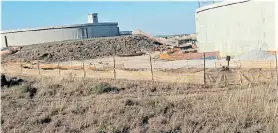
[1,51,278,85]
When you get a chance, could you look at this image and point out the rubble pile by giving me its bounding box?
[3,35,156,62]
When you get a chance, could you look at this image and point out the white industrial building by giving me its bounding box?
[195,0,275,56]
[1,13,120,47]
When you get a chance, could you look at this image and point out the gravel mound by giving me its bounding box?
[234,49,275,61]
[3,35,156,62]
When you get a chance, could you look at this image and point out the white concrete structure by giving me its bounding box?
[88,13,98,23]
[1,13,119,47]
[195,0,275,56]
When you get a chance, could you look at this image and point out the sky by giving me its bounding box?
[1,1,204,35]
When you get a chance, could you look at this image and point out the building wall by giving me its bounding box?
[87,25,119,37]
[195,0,275,56]
[1,24,119,47]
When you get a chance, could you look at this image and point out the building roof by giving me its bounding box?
[196,0,250,14]
[1,22,118,34]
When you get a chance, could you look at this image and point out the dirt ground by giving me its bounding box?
[1,74,278,133]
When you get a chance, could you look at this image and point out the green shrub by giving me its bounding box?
[19,83,32,93]
[91,82,119,94]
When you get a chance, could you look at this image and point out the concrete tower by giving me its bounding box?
[88,13,98,23]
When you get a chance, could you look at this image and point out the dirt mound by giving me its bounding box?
[2,35,156,62]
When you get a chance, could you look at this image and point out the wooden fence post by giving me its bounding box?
[239,73,243,84]
[83,59,86,77]
[20,59,22,73]
[214,59,217,69]
[69,56,72,72]
[70,61,72,70]
[204,52,206,85]
[113,47,117,80]
[37,60,40,75]
[113,56,116,80]
[275,51,278,85]
[149,55,154,81]
[58,60,60,76]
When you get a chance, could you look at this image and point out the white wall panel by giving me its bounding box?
[1,24,119,47]
[196,1,275,56]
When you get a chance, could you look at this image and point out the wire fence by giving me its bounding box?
[1,51,278,85]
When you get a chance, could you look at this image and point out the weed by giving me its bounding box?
[92,82,120,94]
[39,117,51,124]
[20,83,32,93]
[19,83,37,99]
[125,99,138,106]
[1,75,277,133]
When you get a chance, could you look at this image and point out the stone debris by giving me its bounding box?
[2,35,156,62]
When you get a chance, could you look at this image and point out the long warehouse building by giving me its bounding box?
[195,0,275,56]
[1,13,120,47]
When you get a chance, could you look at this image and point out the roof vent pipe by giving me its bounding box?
[88,13,98,23]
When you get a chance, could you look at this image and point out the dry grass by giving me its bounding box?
[1,74,278,133]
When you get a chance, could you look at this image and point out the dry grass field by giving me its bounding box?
[1,74,278,133]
